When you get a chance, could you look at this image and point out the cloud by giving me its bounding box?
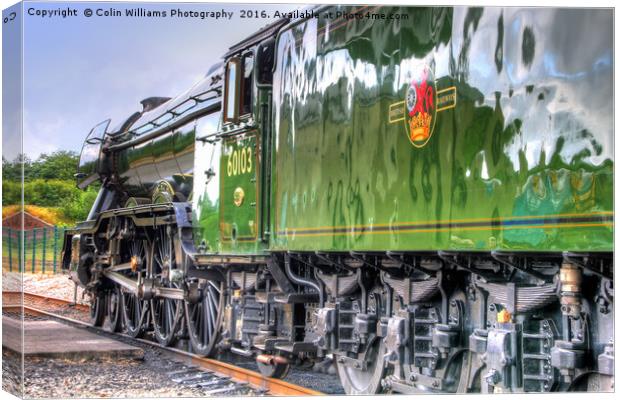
[20,3,305,159]
[22,109,71,157]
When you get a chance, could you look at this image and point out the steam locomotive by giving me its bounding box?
[63,5,614,394]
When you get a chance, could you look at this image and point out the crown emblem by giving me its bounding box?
[409,112,432,143]
[404,66,436,148]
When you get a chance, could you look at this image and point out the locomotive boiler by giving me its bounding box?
[63,5,614,394]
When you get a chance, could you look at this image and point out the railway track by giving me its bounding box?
[2,290,324,396]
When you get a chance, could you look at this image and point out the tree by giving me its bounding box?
[2,153,32,182]
[29,150,79,181]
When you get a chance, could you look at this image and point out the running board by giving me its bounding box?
[230,347,254,357]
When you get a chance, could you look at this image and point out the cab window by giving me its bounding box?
[224,59,240,122]
[240,54,254,116]
[223,52,254,123]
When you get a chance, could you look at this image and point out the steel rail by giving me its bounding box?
[2,290,89,312]
[2,291,323,396]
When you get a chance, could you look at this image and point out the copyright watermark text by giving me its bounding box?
[25,7,410,22]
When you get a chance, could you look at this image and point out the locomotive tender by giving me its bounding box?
[63,5,614,394]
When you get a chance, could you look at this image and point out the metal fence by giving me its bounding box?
[2,226,67,274]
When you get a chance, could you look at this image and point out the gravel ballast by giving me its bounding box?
[3,272,86,304]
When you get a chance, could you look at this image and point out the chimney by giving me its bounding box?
[140,96,171,112]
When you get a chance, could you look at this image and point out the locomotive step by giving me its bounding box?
[253,336,318,354]
[274,342,318,354]
[254,292,319,304]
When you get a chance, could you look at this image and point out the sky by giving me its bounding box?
[3,0,306,160]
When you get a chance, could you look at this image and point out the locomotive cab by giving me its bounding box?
[194,22,282,255]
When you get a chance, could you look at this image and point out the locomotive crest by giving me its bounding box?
[405,66,436,148]
[389,66,457,148]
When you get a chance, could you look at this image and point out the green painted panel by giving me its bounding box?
[219,132,261,253]
[270,6,613,252]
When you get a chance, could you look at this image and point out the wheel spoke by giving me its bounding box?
[154,253,163,270]
[164,301,171,336]
[202,307,213,346]
[160,302,166,334]
[208,291,218,325]
[206,290,214,332]
[205,297,213,344]
[160,301,165,333]
[133,297,140,327]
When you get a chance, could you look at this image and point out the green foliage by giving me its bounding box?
[2,179,98,223]
[29,151,80,181]
[2,150,79,182]
[2,180,22,205]
[26,179,80,206]
[2,151,98,224]
[2,154,30,182]
[59,186,99,222]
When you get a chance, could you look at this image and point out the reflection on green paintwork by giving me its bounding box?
[192,112,222,252]
[189,6,612,255]
[116,122,195,199]
[269,5,612,252]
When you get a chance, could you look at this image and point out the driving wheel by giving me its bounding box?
[89,292,105,327]
[103,286,122,332]
[120,239,149,338]
[149,226,183,346]
[185,279,224,356]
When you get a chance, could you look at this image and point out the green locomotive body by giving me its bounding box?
[65,5,613,394]
[189,5,613,256]
[268,6,612,253]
